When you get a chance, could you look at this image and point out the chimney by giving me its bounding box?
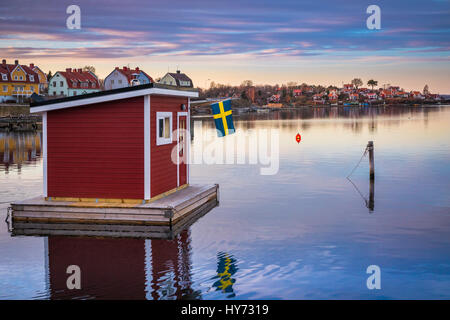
[2,59,5,65]
[78,68,82,73]
[15,60,18,65]
[115,67,119,70]
[66,68,72,72]
[123,66,128,71]
[135,67,139,71]
[30,63,34,68]
[176,70,181,74]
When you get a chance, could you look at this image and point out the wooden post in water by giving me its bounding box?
[368,178,375,211]
[367,141,374,180]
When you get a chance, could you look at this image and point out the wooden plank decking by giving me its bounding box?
[11,184,219,227]
[11,197,218,239]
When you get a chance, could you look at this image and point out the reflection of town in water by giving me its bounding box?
[194,105,437,135]
[0,132,42,172]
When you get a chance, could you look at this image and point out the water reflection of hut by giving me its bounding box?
[45,229,200,300]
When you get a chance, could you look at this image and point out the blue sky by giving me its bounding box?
[1,0,449,92]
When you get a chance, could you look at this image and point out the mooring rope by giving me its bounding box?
[346,146,368,178]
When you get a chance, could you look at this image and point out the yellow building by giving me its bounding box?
[29,63,48,93]
[1,59,42,103]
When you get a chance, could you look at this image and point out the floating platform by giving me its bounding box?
[10,184,219,232]
[11,197,217,240]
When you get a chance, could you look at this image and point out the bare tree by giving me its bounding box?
[351,78,363,89]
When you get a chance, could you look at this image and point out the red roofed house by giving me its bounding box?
[410,91,424,99]
[49,68,100,97]
[349,93,359,101]
[366,92,378,100]
[293,89,302,97]
[380,90,393,99]
[343,84,354,92]
[395,91,409,98]
[1,59,40,102]
[313,93,325,104]
[328,91,338,101]
[104,66,154,90]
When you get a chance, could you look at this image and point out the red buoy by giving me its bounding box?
[296,133,301,143]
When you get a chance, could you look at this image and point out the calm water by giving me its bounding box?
[0,106,449,299]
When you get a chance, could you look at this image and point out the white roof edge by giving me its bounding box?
[30,87,198,113]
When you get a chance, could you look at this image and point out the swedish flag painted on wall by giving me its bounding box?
[211,99,235,137]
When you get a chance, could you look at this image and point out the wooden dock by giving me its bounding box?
[11,184,219,230]
[11,196,217,239]
[0,115,41,131]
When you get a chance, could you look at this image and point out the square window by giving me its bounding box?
[2,85,7,92]
[156,112,172,145]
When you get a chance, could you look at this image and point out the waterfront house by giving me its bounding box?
[395,91,409,98]
[49,68,100,97]
[328,91,338,101]
[313,93,325,104]
[0,59,40,103]
[30,83,198,201]
[159,70,193,88]
[104,66,154,90]
[349,93,359,101]
[343,84,354,92]
[388,86,400,94]
[380,90,393,99]
[293,89,302,97]
[29,63,48,93]
[366,92,378,100]
[410,91,424,99]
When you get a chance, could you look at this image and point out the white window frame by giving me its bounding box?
[2,85,7,92]
[1,74,7,81]
[156,112,172,146]
[29,75,34,82]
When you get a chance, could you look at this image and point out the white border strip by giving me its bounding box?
[177,111,188,187]
[187,98,191,184]
[42,112,47,197]
[144,95,151,200]
[31,88,198,113]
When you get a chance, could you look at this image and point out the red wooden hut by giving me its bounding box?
[30,83,198,202]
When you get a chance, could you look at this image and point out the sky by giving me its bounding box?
[0,0,449,92]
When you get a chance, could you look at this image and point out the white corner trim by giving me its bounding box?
[30,87,199,113]
[177,111,188,187]
[144,95,151,200]
[187,97,191,184]
[42,112,48,197]
[156,111,173,146]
